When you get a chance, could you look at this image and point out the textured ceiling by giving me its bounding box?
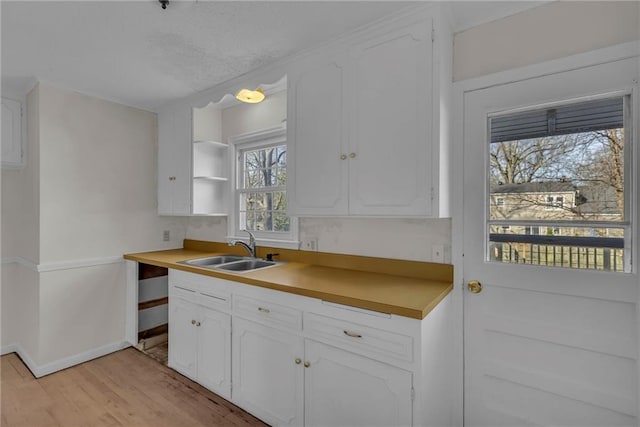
[1,1,544,111]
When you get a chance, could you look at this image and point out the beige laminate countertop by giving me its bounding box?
[124,240,453,320]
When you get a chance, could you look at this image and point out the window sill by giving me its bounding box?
[226,236,300,251]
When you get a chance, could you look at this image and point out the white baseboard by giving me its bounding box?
[1,341,131,378]
[1,343,41,377]
[1,343,19,355]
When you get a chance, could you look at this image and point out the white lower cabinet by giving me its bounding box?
[167,269,452,427]
[168,297,232,400]
[304,340,412,427]
[231,318,412,427]
[232,317,304,427]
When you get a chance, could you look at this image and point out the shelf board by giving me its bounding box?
[193,176,228,182]
[193,140,227,148]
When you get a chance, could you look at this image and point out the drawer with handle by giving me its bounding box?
[198,289,231,311]
[304,312,413,362]
[233,295,302,331]
[170,283,199,302]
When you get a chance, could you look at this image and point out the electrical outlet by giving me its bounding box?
[163,230,170,242]
[301,237,318,251]
[431,244,444,263]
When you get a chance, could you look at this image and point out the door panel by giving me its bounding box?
[232,317,304,427]
[462,58,639,426]
[288,53,349,216]
[168,298,197,379]
[349,22,433,215]
[197,307,231,399]
[304,340,412,427]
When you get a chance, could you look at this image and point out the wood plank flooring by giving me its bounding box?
[1,348,268,427]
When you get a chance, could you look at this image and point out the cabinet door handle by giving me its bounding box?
[295,358,302,365]
[195,321,201,327]
[304,361,311,368]
[191,319,196,325]
[349,152,356,158]
[340,154,347,160]
[343,330,363,338]
[257,307,271,314]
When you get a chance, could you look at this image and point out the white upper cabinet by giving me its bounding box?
[157,5,452,218]
[1,97,24,169]
[158,101,229,216]
[288,12,450,217]
[288,52,350,216]
[158,103,191,216]
[348,22,434,216]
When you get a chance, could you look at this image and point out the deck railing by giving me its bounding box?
[489,234,625,272]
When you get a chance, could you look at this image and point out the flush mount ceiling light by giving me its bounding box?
[235,88,265,104]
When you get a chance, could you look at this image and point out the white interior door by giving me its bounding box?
[462,58,639,426]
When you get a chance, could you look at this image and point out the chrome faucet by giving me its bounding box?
[229,230,256,258]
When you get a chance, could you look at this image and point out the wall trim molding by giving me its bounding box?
[1,256,38,271]
[1,341,130,378]
[1,256,124,273]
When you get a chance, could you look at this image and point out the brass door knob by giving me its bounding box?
[304,361,311,368]
[467,280,482,294]
[295,358,302,365]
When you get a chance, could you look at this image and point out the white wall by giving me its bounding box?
[300,217,451,262]
[2,85,40,263]
[1,85,42,360]
[38,264,126,364]
[38,84,186,262]
[454,1,640,81]
[1,82,187,371]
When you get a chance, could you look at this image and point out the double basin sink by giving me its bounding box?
[178,255,281,272]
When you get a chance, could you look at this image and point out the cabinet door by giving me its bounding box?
[287,53,349,216]
[197,307,231,399]
[158,104,191,215]
[349,21,434,216]
[232,317,304,426]
[304,340,413,427]
[168,298,198,379]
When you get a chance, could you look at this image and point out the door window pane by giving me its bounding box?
[487,96,630,272]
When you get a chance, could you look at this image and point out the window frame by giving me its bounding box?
[486,92,633,273]
[227,126,299,249]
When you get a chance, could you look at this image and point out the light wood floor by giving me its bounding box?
[1,348,268,427]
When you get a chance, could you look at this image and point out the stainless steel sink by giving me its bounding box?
[179,255,245,267]
[178,255,283,272]
[215,259,278,272]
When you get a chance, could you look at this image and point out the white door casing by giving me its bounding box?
[459,53,639,426]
